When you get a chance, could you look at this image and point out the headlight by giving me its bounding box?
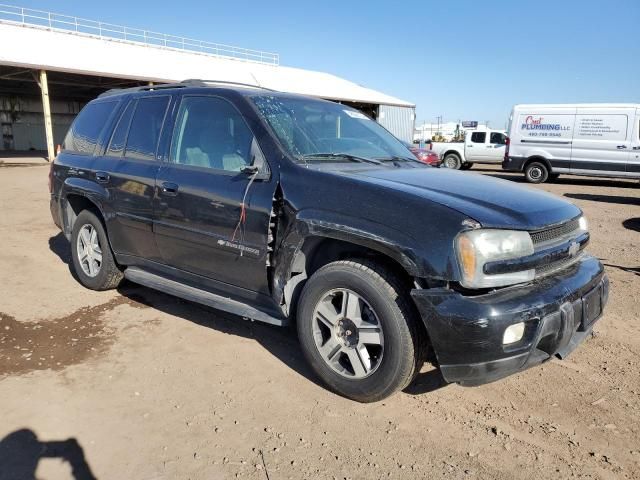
[456,229,535,288]
[578,215,588,232]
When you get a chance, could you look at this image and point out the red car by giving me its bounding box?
[407,143,441,167]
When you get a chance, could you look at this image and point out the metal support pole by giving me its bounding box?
[39,70,55,162]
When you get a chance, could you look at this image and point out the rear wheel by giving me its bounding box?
[524,161,549,183]
[443,153,462,170]
[297,260,423,402]
[71,210,123,291]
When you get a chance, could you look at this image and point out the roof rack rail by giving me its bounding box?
[98,79,277,98]
[98,82,188,98]
[181,79,277,91]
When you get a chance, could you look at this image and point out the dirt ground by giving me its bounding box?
[0,162,638,480]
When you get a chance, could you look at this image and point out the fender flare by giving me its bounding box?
[60,177,111,235]
[443,149,465,163]
[524,155,552,173]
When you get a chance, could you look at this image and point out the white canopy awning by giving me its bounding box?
[0,21,414,107]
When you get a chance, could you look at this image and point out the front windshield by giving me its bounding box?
[251,95,415,163]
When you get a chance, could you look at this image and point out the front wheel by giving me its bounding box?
[524,161,549,183]
[297,260,423,402]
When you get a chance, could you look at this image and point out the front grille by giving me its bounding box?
[535,255,579,276]
[530,218,580,245]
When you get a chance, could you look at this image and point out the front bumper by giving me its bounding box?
[411,255,608,385]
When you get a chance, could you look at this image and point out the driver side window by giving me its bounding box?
[490,132,506,145]
[171,96,253,172]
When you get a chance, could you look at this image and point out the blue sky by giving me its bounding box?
[17,0,640,127]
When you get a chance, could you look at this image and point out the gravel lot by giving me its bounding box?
[0,163,638,479]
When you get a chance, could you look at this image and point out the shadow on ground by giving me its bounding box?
[0,429,96,480]
[623,218,640,232]
[564,193,640,206]
[0,163,49,168]
[49,232,80,283]
[602,263,640,276]
[49,232,72,265]
[403,368,448,395]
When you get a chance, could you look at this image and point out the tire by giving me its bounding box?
[524,161,549,184]
[443,153,462,170]
[70,210,123,291]
[460,163,473,170]
[296,259,423,402]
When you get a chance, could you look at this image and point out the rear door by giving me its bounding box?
[466,131,487,161]
[486,131,507,163]
[570,107,633,175]
[629,109,640,175]
[153,94,277,295]
[98,94,171,262]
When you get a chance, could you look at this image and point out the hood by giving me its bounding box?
[342,167,581,230]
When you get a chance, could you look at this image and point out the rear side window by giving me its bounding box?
[63,101,118,155]
[470,132,486,143]
[490,132,506,145]
[106,100,136,157]
[125,96,170,161]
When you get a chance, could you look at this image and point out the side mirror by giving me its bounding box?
[238,137,270,179]
[247,138,269,174]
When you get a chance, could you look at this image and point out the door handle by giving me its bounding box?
[161,182,179,196]
[95,171,110,183]
[616,145,627,149]
[632,146,640,150]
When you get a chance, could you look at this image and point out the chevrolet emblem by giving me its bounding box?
[568,241,580,257]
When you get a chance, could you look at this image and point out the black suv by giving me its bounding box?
[50,80,608,402]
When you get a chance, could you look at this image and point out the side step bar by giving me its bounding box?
[124,267,286,327]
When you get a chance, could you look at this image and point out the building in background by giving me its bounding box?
[0,5,415,158]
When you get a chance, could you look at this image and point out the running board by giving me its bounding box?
[124,267,286,327]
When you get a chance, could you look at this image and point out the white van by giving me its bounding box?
[503,104,640,183]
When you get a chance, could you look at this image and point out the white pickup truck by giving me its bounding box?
[431,130,508,170]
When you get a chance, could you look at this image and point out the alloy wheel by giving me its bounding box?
[444,156,460,169]
[76,224,103,277]
[312,289,384,379]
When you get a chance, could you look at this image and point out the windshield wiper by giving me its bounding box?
[378,156,420,163]
[300,153,383,165]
